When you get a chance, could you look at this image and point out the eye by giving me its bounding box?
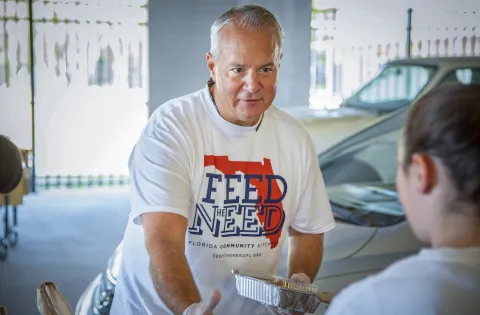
[261,67,274,73]
[230,68,243,73]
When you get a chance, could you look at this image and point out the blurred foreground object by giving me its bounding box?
[0,305,8,315]
[0,135,23,194]
[37,282,74,315]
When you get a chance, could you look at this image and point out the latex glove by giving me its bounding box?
[266,273,311,315]
[182,290,222,315]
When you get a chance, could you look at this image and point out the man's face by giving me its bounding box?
[207,27,281,126]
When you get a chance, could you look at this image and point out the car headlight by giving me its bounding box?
[93,243,123,315]
[106,243,122,286]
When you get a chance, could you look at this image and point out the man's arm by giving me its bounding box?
[142,212,201,315]
[287,227,324,281]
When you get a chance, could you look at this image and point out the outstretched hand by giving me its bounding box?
[182,290,222,315]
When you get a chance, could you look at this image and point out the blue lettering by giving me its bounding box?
[202,173,222,204]
[216,208,226,217]
[188,204,285,238]
[265,175,287,203]
[188,204,220,237]
[224,174,241,204]
[222,205,240,237]
[262,205,285,236]
[242,174,262,203]
[241,205,262,236]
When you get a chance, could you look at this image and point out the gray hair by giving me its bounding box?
[210,5,284,59]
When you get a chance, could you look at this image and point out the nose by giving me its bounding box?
[243,70,261,94]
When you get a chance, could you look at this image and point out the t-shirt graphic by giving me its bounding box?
[188,155,287,249]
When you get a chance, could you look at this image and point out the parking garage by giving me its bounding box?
[1,0,480,314]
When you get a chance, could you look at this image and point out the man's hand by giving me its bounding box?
[266,273,311,315]
[182,290,222,315]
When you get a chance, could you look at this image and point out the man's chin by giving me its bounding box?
[231,116,260,127]
[238,108,270,124]
[240,115,263,126]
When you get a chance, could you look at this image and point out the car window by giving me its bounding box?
[356,65,435,104]
[319,110,406,187]
[318,110,406,227]
[320,128,402,187]
[440,67,480,85]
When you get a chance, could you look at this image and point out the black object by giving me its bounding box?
[0,135,23,194]
[406,8,413,58]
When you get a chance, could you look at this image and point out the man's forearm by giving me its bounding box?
[287,228,324,281]
[148,241,201,315]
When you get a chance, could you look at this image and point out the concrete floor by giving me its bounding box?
[0,188,130,315]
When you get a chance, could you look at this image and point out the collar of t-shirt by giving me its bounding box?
[203,79,266,137]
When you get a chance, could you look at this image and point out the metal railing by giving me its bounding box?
[36,174,130,190]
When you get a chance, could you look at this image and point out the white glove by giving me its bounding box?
[182,290,222,315]
[266,273,311,315]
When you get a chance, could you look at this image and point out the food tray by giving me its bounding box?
[232,269,322,313]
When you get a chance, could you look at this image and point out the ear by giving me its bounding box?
[411,153,437,194]
[206,52,216,80]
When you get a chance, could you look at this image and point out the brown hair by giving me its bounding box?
[403,83,480,210]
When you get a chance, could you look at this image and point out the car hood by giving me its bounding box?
[277,221,377,276]
[277,183,403,277]
[283,106,376,123]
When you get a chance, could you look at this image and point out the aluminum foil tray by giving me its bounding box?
[232,269,322,313]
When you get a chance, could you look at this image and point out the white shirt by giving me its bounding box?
[326,246,480,315]
[110,86,335,315]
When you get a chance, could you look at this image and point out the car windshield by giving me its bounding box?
[343,64,437,113]
[318,109,407,226]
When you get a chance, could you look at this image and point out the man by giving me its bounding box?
[0,135,23,195]
[326,83,480,314]
[111,5,335,315]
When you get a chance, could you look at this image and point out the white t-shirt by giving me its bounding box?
[110,86,335,315]
[326,246,480,315]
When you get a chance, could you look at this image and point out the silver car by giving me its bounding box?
[294,56,480,153]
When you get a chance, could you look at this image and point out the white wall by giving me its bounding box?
[147,0,312,114]
[0,1,149,177]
